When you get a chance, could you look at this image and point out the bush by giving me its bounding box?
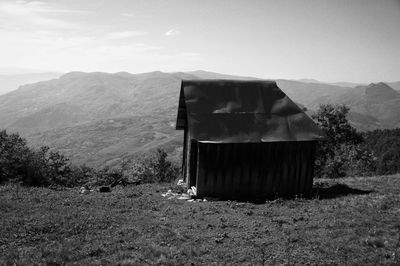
[23,146,84,187]
[121,149,179,184]
[93,166,124,187]
[0,130,31,183]
[75,149,180,187]
[1,129,180,188]
[0,130,88,187]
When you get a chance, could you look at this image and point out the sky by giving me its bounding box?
[0,0,399,83]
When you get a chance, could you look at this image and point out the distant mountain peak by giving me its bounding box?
[367,82,393,88]
[365,82,399,98]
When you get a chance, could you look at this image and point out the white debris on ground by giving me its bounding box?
[187,186,196,196]
[79,186,94,194]
[161,180,206,202]
[161,189,179,199]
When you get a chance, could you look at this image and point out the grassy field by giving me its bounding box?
[1,175,400,265]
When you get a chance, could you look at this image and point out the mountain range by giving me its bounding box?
[0,70,399,167]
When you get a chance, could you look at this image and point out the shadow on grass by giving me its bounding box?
[191,183,374,203]
[312,183,373,199]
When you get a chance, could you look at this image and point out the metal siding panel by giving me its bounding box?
[299,142,309,196]
[182,128,188,182]
[226,144,235,198]
[299,142,307,196]
[287,142,296,196]
[306,143,314,196]
[259,143,269,197]
[206,143,215,195]
[294,142,302,196]
[302,142,313,196]
[219,144,227,194]
[237,144,244,190]
[196,143,204,197]
[195,141,316,199]
[280,142,289,196]
[249,144,259,195]
[262,144,270,196]
[189,140,198,188]
[282,142,291,196]
[229,143,236,197]
[215,145,224,197]
[272,142,282,197]
[305,142,316,197]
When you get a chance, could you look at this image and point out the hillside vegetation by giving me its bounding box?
[0,71,399,166]
[2,104,400,190]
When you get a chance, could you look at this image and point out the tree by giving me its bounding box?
[0,130,31,183]
[312,104,375,178]
[364,129,400,175]
[0,130,80,186]
[376,141,400,175]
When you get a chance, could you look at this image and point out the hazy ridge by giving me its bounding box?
[0,70,399,166]
[0,72,61,95]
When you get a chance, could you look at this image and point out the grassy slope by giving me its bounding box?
[1,175,400,265]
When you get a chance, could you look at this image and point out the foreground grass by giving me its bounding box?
[1,175,400,265]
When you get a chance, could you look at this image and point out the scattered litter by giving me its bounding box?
[177,194,191,200]
[187,186,197,197]
[79,186,89,194]
[161,186,205,202]
[188,199,207,203]
[79,186,94,194]
[161,189,178,198]
[177,179,185,186]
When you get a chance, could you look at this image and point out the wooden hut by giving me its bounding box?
[176,80,325,199]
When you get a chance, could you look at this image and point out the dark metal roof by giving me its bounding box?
[176,79,325,143]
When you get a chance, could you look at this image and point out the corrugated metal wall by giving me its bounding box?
[195,141,316,199]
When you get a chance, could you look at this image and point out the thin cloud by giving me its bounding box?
[0,1,84,15]
[121,12,135,17]
[165,28,180,36]
[0,0,85,30]
[30,17,77,29]
[105,31,148,40]
[121,12,152,19]
[0,26,165,72]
